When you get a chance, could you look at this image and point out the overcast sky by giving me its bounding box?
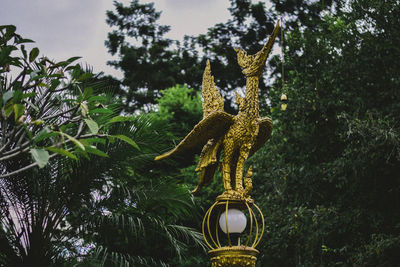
[0,0,231,78]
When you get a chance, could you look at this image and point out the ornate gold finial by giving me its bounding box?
[155,21,280,200]
[155,21,280,267]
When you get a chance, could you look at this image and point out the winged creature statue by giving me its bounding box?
[155,22,280,200]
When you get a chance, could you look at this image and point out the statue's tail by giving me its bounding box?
[244,165,253,197]
[192,163,219,194]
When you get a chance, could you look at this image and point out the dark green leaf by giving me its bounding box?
[5,25,16,35]
[66,56,81,64]
[2,25,16,42]
[13,89,22,103]
[83,87,93,100]
[77,72,94,82]
[16,38,34,44]
[107,116,135,124]
[89,108,113,114]
[22,92,36,99]
[85,137,107,145]
[85,146,109,157]
[112,134,140,150]
[88,95,108,102]
[45,146,78,160]
[29,47,39,62]
[20,44,27,59]
[30,74,46,81]
[71,65,81,79]
[33,128,58,144]
[50,79,61,91]
[58,132,85,150]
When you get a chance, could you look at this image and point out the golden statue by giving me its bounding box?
[155,22,279,200]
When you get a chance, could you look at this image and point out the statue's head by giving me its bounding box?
[234,46,270,77]
[234,21,280,77]
[234,48,255,70]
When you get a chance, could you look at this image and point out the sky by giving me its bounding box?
[0,0,231,78]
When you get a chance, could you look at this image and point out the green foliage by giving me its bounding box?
[105,1,204,111]
[149,85,202,142]
[105,0,280,113]
[105,0,400,266]
[0,27,205,267]
[1,0,399,265]
[69,116,206,266]
[247,0,400,266]
[156,85,202,121]
[1,112,205,266]
[0,26,138,177]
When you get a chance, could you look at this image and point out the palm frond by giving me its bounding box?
[78,246,169,267]
[166,224,207,251]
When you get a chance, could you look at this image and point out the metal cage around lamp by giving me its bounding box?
[202,197,265,267]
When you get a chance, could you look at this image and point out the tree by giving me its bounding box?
[0,25,139,178]
[105,1,204,111]
[105,0,278,113]
[149,85,201,148]
[0,25,133,265]
[248,0,400,265]
[105,0,400,265]
[0,26,204,266]
[0,115,205,267]
[64,117,205,267]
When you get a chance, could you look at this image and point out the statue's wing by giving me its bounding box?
[154,111,234,161]
[249,117,273,157]
[192,138,223,194]
[201,60,224,118]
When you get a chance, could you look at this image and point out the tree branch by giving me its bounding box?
[0,153,58,178]
[0,147,30,161]
[0,139,11,153]
[1,140,30,157]
[0,132,107,177]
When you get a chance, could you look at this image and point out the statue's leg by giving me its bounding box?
[222,139,234,191]
[235,144,250,192]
